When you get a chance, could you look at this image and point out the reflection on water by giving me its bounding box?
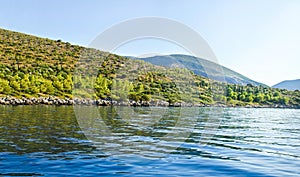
[0,106,300,176]
[75,106,223,158]
[0,106,94,156]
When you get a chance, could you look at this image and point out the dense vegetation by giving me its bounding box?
[0,28,299,107]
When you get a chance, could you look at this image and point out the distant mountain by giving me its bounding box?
[130,54,266,86]
[273,79,300,91]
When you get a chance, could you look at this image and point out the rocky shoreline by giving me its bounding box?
[0,96,298,109]
[0,96,182,107]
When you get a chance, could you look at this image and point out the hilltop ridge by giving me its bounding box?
[132,54,266,86]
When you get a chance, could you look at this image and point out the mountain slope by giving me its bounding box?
[131,54,266,86]
[0,27,214,103]
[273,79,300,91]
[0,27,299,107]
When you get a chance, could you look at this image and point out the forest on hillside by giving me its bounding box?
[0,28,300,107]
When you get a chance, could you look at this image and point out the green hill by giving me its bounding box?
[0,28,299,107]
[132,54,266,86]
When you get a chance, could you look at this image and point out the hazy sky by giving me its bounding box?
[1,0,300,86]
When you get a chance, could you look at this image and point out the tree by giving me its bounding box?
[239,94,246,101]
[141,94,151,101]
[94,75,110,98]
[53,80,63,91]
[254,93,264,103]
[40,80,54,94]
[10,81,20,92]
[63,75,73,93]
[245,94,254,102]
[264,94,271,102]
[279,97,289,105]
[0,79,11,94]
[20,74,30,93]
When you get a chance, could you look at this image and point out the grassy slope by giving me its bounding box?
[0,28,299,107]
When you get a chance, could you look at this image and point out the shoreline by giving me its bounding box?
[0,96,299,109]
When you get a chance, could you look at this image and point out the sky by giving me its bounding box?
[1,0,300,86]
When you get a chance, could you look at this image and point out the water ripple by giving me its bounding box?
[0,106,300,176]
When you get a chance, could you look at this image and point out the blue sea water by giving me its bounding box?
[0,106,299,176]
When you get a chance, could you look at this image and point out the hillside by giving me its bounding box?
[273,79,300,91]
[0,27,299,107]
[132,54,265,86]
